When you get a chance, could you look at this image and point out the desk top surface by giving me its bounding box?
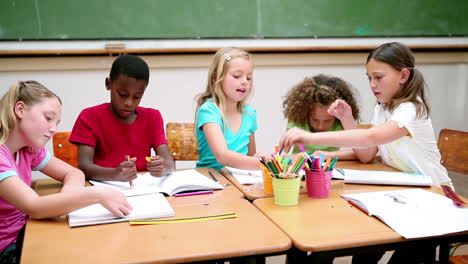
[253,161,468,252]
[22,168,291,264]
[223,160,401,201]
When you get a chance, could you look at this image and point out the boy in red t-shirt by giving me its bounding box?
[70,55,174,181]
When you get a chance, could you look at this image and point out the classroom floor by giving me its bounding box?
[264,170,468,264]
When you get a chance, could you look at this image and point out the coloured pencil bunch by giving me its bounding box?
[260,145,339,178]
[305,153,339,172]
[259,146,305,179]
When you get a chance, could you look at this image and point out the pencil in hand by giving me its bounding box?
[125,155,134,187]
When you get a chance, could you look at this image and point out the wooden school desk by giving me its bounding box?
[252,163,468,264]
[222,160,401,201]
[22,168,291,263]
[34,168,244,199]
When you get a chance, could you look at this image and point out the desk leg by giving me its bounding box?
[286,248,308,264]
[439,243,450,264]
[229,256,265,264]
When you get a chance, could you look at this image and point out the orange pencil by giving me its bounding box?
[322,158,332,171]
[125,155,134,187]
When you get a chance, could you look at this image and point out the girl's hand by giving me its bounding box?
[94,186,132,217]
[253,152,272,159]
[115,157,138,182]
[278,127,310,153]
[312,150,331,159]
[146,156,169,177]
[328,99,353,122]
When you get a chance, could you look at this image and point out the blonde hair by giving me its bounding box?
[0,81,61,145]
[195,47,253,126]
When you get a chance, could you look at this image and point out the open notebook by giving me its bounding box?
[339,169,432,186]
[341,188,468,238]
[90,169,224,196]
[224,166,263,185]
[68,193,175,227]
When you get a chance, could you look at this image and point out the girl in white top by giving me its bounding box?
[279,42,452,187]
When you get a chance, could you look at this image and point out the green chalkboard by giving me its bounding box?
[0,0,467,40]
[260,0,468,37]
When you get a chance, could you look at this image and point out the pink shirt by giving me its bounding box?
[0,144,50,253]
[69,103,167,171]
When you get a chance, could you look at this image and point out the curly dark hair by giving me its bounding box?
[283,74,360,125]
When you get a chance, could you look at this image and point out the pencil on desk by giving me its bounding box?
[125,155,134,187]
[208,170,218,182]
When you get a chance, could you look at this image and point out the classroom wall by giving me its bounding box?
[0,51,467,177]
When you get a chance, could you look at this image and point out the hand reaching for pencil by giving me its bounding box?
[114,156,138,182]
[146,156,171,177]
[278,127,312,153]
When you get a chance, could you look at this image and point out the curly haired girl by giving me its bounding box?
[282,74,360,159]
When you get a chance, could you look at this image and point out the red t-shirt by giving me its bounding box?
[70,103,167,171]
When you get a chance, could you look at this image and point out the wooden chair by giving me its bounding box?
[357,123,372,129]
[437,129,468,264]
[166,123,199,161]
[52,132,79,168]
[438,128,468,174]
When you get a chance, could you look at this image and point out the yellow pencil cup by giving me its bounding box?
[272,176,302,206]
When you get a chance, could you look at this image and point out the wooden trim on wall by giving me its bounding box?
[0,52,467,72]
[1,38,467,56]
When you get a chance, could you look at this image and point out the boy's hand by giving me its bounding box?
[115,157,138,182]
[146,156,169,177]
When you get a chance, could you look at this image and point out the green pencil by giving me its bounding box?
[327,157,339,171]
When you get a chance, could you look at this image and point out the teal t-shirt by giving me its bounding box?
[287,119,343,154]
[196,100,258,171]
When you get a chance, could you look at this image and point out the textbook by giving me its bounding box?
[90,169,224,196]
[224,166,263,185]
[341,188,468,239]
[68,193,175,227]
[341,169,432,186]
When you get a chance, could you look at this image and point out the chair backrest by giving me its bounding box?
[52,132,79,168]
[357,123,372,129]
[437,128,468,174]
[166,123,199,161]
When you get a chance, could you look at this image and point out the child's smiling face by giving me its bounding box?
[221,57,253,106]
[106,74,147,123]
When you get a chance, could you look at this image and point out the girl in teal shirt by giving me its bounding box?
[194,47,261,171]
